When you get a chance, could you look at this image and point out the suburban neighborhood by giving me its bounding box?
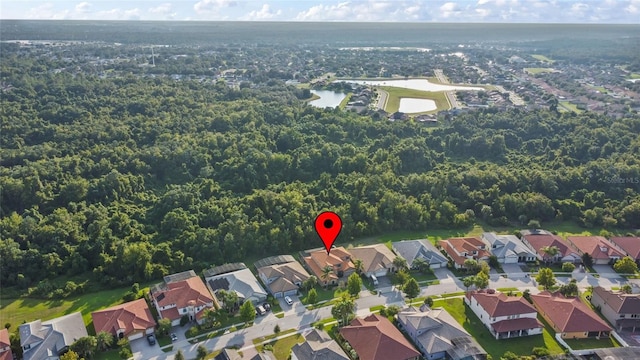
[10,230,640,360]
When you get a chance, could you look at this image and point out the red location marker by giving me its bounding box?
[314,211,342,254]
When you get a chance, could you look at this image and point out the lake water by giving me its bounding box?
[309,90,347,108]
[339,78,483,92]
[398,98,437,113]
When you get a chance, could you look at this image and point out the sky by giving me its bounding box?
[1,0,639,23]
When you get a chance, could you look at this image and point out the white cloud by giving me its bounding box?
[26,2,70,19]
[75,2,91,13]
[149,3,172,14]
[95,7,141,20]
[242,4,281,20]
[194,0,238,13]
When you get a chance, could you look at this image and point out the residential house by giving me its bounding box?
[150,270,216,326]
[19,312,88,360]
[397,305,487,360]
[340,314,421,360]
[392,240,448,270]
[349,244,397,279]
[438,237,490,269]
[481,233,537,263]
[204,265,268,306]
[214,348,274,360]
[0,328,13,360]
[303,247,355,286]
[465,291,543,339]
[257,259,310,298]
[566,236,624,265]
[591,286,640,332]
[592,347,640,360]
[609,237,640,265]
[291,329,349,360]
[531,291,612,339]
[91,298,156,341]
[520,229,580,263]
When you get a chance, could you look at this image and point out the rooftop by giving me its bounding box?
[531,292,612,333]
[91,298,155,336]
[340,314,420,360]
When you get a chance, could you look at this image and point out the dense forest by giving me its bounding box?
[1,51,640,297]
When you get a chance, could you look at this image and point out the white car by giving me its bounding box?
[284,296,293,305]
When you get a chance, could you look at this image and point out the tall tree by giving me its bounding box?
[239,301,256,325]
[196,345,208,360]
[613,256,639,274]
[331,294,355,327]
[536,268,556,290]
[175,350,185,360]
[346,272,363,297]
[321,265,333,286]
[157,318,171,336]
[393,256,408,271]
[474,272,490,289]
[353,258,364,275]
[540,245,560,263]
[71,336,97,359]
[463,276,475,291]
[582,253,594,268]
[96,331,114,352]
[403,278,420,301]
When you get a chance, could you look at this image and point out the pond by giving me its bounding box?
[309,90,347,108]
[398,98,437,113]
[339,78,483,92]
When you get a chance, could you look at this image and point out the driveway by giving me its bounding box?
[277,295,303,314]
[131,335,164,360]
[593,264,619,276]
[617,331,640,347]
[501,263,523,275]
[433,268,457,281]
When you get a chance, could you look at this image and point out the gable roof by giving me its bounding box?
[520,232,576,259]
[206,268,267,303]
[254,255,296,269]
[151,273,214,320]
[438,237,490,266]
[258,260,310,294]
[482,233,537,259]
[392,240,448,268]
[397,306,475,355]
[291,329,349,360]
[609,237,640,260]
[592,286,640,314]
[0,328,9,349]
[91,299,155,336]
[340,314,420,360]
[203,263,247,278]
[531,292,612,333]
[19,312,88,360]
[466,291,537,317]
[348,244,396,273]
[304,247,354,281]
[566,236,624,260]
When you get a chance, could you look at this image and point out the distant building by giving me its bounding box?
[609,237,640,264]
[481,232,537,263]
[520,229,580,263]
[19,312,88,360]
[590,286,640,332]
[465,291,543,339]
[349,244,397,278]
[257,257,310,298]
[439,237,490,269]
[204,264,268,306]
[392,240,448,270]
[303,247,355,286]
[91,298,156,341]
[566,236,624,265]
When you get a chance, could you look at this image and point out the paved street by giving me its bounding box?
[142,266,633,360]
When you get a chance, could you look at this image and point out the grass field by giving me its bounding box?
[338,93,352,110]
[380,86,450,114]
[630,73,640,79]
[525,68,555,74]
[532,54,555,63]
[559,101,583,114]
[564,337,619,350]
[436,298,564,359]
[255,332,304,360]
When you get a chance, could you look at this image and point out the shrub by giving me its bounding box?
[180,315,190,327]
[562,262,576,272]
[532,346,550,357]
[119,348,132,359]
[186,326,199,338]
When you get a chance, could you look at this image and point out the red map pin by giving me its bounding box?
[314,211,342,254]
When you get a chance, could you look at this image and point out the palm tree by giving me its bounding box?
[321,265,333,286]
[331,294,355,327]
[540,245,560,264]
[95,331,114,352]
[353,258,364,275]
[393,256,408,272]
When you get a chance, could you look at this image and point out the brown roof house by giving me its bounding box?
[91,298,156,341]
[303,246,355,286]
[465,291,543,339]
[520,229,581,263]
[0,328,13,360]
[438,237,490,269]
[291,329,349,360]
[566,236,624,265]
[348,244,397,279]
[531,291,612,339]
[591,286,640,332]
[257,259,310,298]
[150,270,216,326]
[609,237,640,264]
[340,314,421,360]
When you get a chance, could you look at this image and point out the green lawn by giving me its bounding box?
[559,101,583,114]
[564,337,619,350]
[338,93,352,110]
[629,73,640,79]
[255,333,304,360]
[300,287,346,306]
[532,54,555,63]
[0,285,133,327]
[94,348,124,360]
[525,68,555,74]
[435,298,564,359]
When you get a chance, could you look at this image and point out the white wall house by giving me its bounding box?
[465,291,543,339]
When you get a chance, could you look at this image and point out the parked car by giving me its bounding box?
[256,305,267,316]
[284,296,293,305]
[263,302,271,311]
[147,334,156,345]
[170,333,178,341]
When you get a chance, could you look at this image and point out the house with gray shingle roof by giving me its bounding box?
[19,312,87,360]
[257,259,310,298]
[591,286,640,332]
[291,329,349,360]
[482,233,537,263]
[397,306,486,360]
[392,240,448,270]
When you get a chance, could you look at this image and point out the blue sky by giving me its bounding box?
[1,0,639,23]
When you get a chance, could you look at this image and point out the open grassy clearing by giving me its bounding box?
[525,68,555,74]
[379,86,450,114]
[338,93,352,109]
[532,54,555,63]
[436,298,564,359]
[559,101,583,114]
[629,73,640,79]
